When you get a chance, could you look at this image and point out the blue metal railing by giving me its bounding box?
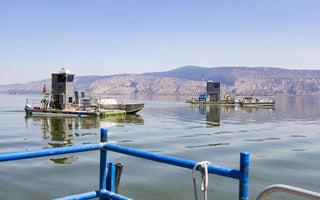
[0,128,249,200]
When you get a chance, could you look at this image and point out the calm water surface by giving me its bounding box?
[0,94,320,200]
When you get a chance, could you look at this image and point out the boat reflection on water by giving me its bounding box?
[191,104,275,127]
[222,104,275,114]
[49,157,78,164]
[238,106,275,113]
[192,104,221,127]
[25,115,144,164]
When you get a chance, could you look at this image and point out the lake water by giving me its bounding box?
[0,94,320,200]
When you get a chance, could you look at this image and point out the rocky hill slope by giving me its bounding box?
[1,66,320,96]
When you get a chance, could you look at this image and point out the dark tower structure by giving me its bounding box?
[51,68,75,110]
[206,81,220,101]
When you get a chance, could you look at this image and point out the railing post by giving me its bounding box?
[106,163,116,193]
[106,162,123,193]
[100,128,108,200]
[239,152,249,200]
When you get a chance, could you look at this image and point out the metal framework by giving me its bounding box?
[0,128,250,200]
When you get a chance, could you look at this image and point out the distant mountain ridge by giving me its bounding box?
[143,66,238,85]
[1,66,320,96]
[143,66,320,95]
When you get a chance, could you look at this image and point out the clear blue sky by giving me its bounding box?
[1,0,320,84]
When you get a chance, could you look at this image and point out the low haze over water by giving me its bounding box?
[0,94,319,199]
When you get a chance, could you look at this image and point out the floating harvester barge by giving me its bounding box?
[25,69,144,117]
[187,81,229,104]
[187,81,275,107]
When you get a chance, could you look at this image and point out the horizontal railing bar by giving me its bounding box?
[0,127,247,200]
[0,143,106,162]
[100,189,133,200]
[0,142,240,180]
[53,189,131,200]
[53,190,100,200]
[105,143,241,180]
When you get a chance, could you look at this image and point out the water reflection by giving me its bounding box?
[25,115,144,164]
[237,106,275,113]
[50,157,78,164]
[28,116,99,147]
[276,96,320,121]
[49,117,76,147]
[191,104,221,127]
[191,104,276,127]
[26,115,144,143]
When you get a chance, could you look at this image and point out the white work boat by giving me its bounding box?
[98,98,144,114]
[240,96,275,107]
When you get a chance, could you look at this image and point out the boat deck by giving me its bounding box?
[26,108,126,117]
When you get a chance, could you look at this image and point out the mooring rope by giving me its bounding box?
[192,161,212,200]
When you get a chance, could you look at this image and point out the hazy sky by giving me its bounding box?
[1,0,320,84]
